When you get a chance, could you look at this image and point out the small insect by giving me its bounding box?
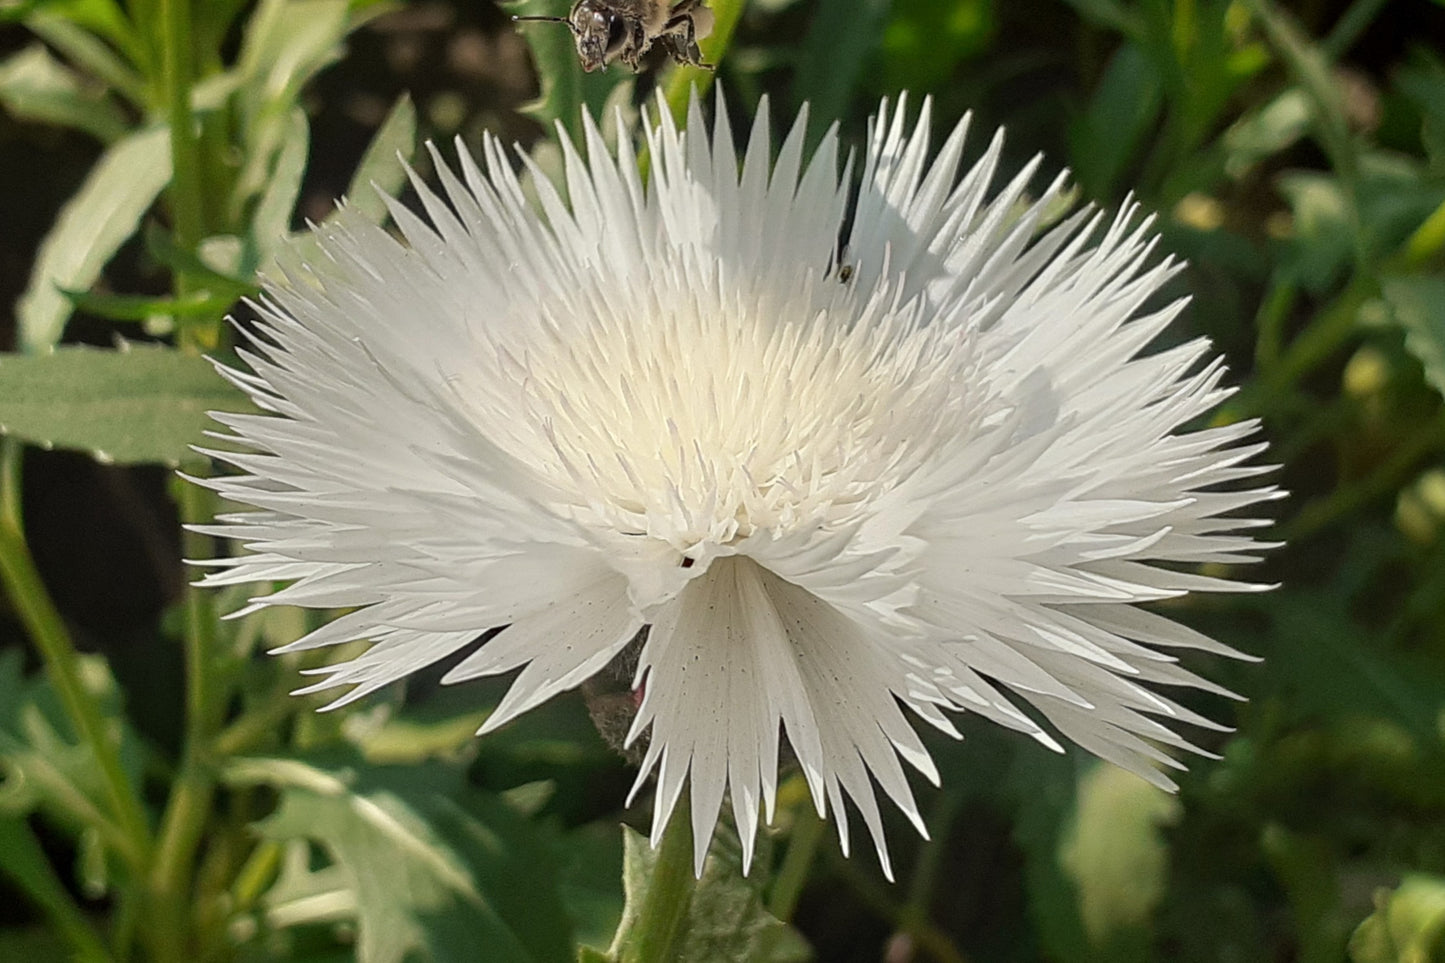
[513,0,715,73]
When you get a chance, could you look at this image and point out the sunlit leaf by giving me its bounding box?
[21,12,146,105]
[1350,875,1445,963]
[14,124,171,353]
[607,825,810,963]
[226,754,574,963]
[231,0,354,216]
[1061,764,1180,949]
[0,343,252,466]
[252,107,311,252]
[336,92,417,225]
[0,44,127,141]
[1222,88,1311,179]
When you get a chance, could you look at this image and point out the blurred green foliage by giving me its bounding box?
[1,0,1445,960]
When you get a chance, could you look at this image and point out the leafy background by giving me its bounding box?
[2,0,1445,960]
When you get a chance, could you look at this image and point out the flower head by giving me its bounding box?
[196,92,1277,878]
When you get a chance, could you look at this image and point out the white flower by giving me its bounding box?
[196,92,1278,879]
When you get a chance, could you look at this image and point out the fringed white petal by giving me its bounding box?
[193,88,1277,877]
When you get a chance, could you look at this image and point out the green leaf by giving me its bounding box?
[1383,275,1445,401]
[0,815,109,962]
[274,94,418,272]
[235,0,353,114]
[226,754,575,963]
[231,0,356,217]
[879,0,993,94]
[792,0,891,145]
[558,823,625,956]
[15,124,172,353]
[0,44,127,141]
[22,13,147,107]
[504,0,635,141]
[1255,586,1445,744]
[337,92,417,225]
[0,650,145,861]
[0,343,252,466]
[1068,42,1163,199]
[1222,88,1311,180]
[608,825,811,963]
[1350,875,1445,963]
[8,0,139,55]
[252,107,311,252]
[1274,171,1353,294]
[1060,763,1180,954]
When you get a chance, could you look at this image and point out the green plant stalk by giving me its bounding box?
[619,799,698,963]
[0,815,113,962]
[768,803,825,922]
[0,441,152,870]
[160,0,204,257]
[145,1,228,958]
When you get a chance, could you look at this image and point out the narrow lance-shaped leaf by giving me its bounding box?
[251,106,311,254]
[0,44,128,142]
[336,92,418,225]
[15,125,172,353]
[0,344,252,466]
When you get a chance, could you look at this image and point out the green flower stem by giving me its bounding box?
[768,804,825,922]
[663,0,746,120]
[160,0,204,258]
[620,799,697,963]
[146,400,226,961]
[0,441,152,871]
[0,814,112,962]
[146,2,229,958]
